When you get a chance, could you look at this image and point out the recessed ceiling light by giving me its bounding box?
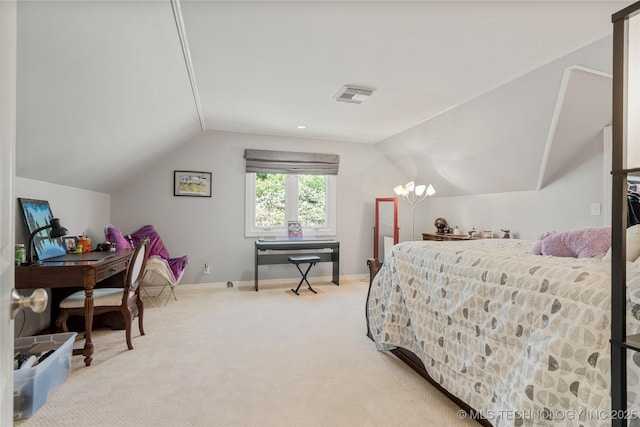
[297,125,307,129]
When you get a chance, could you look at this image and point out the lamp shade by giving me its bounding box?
[49,218,69,238]
[426,184,436,196]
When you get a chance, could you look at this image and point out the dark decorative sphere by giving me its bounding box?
[434,217,448,233]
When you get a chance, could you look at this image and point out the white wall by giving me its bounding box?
[15,177,110,245]
[14,177,110,336]
[407,132,605,241]
[110,130,405,285]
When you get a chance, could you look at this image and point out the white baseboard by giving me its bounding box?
[178,273,368,288]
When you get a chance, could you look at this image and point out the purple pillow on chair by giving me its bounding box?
[127,225,187,281]
[127,225,170,260]
[105,224,188,282]
[105,225,133,250]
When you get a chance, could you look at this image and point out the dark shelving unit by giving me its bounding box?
[612,3,640,426]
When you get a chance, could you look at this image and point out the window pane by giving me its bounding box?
[298,175,326,226]
[255,173,285,227]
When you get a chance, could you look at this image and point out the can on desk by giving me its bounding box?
[15,244,26,265]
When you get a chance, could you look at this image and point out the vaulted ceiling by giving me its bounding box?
[15,0,633,193]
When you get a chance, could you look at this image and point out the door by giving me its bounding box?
[1,2,17,424]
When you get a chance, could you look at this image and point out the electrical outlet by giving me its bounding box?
[590,202,601,216]
[204,263,210,275]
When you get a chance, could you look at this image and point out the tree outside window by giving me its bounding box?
[255,173,285,227]
[247,172,335,236]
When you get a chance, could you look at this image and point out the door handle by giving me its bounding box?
[11,288,48,319]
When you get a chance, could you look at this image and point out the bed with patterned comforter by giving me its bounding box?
[367,239,640,426]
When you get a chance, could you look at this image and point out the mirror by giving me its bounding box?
[374,198,399,263]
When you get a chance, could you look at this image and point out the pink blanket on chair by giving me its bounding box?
[105,224,188,281]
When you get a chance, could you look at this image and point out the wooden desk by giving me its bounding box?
[15,250,132,366]
[422,233,477,241]
[255,239,339,291]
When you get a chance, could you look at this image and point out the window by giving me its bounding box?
[243,148,339,237]
[246,172,336,237]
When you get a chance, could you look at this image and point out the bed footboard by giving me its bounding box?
[365,257,491,427]
[365,258,382,339]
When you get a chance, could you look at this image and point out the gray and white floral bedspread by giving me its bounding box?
[368,239,640,426]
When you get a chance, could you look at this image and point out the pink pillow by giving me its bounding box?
[104,225,132,250]
[530,240,543,255]
[529,231,556,255]
[540,227,611,258]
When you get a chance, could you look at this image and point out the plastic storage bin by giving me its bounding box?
[14,332,77,420]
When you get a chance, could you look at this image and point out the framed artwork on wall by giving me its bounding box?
[174,171,212,197]
[18,198,67,260]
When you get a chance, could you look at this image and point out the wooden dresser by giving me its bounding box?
[422,233,477,241]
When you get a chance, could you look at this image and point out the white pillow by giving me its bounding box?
[627,256,640,305]
[602,224,640,261]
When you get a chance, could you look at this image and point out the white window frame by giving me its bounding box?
[245,173,337,237]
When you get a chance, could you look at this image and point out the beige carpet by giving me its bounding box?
[15,276,480,427]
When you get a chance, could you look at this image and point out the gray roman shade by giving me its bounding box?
[244,149,339,175]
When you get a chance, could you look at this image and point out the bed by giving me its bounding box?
[366,238,640,426]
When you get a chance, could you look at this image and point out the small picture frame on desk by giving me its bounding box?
[63,236,78,253]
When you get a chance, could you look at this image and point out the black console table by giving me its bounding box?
[254,239,340,291]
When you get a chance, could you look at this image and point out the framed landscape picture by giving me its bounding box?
[18,198,67,260]
[174,171,212,197]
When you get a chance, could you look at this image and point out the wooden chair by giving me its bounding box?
[56,238,150,350]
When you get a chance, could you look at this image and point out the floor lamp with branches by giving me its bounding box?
[393,181,436,240]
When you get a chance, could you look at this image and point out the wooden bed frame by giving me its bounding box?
[366,258,491,427]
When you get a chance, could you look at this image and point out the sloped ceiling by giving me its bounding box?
[14,0,633,194]
[537,66,612,190]
[376,36,613,196]
[16,1,201,193]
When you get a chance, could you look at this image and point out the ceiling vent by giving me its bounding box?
[335,85,375,104]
